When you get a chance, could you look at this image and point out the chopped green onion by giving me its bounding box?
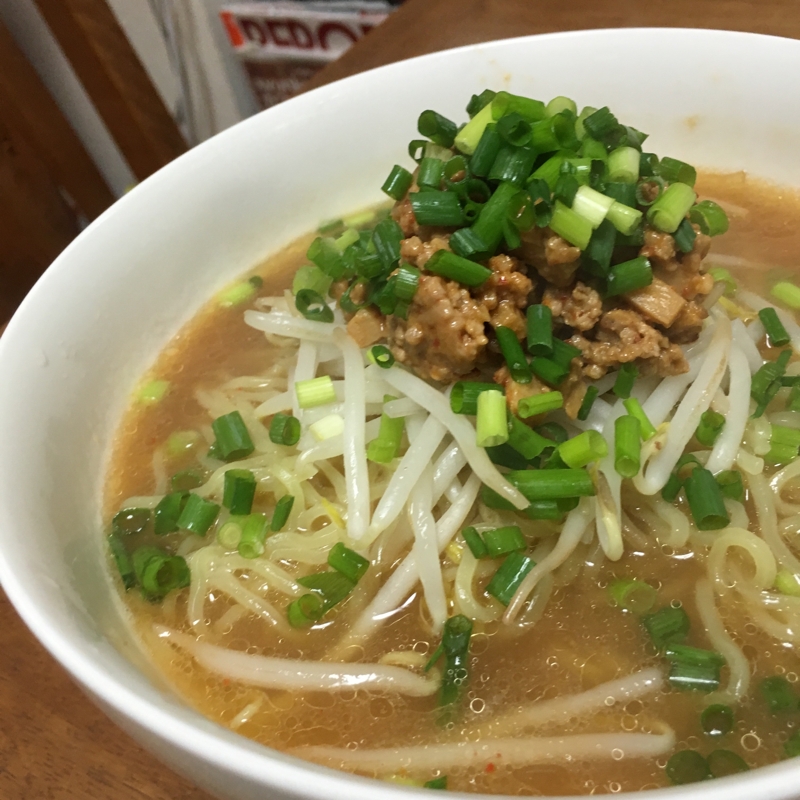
[449,227,489,260]
[708,266,737,297]
[642,605,690,649]
[436,614,474,709]
[307,236,346,280]
[751,349,791,417]
[506,414,552,460]
[271,495,295,532]
[639,152,659,177]
[702,704,735,736]
[450,381,504,415]
[557,430,608,469]
[661,454,701,503]
[673,218,697,254]
[530,357,569,388]
[368,345,395,369]
[785,730,800,758]
[615,415,642,478]
[577,386,599,421]
[237,513,269,559]
[418,156,445,189]
[668,662,720,692]
[526,304,553,357]
[494,326,532,384]
[685,467,730,530]
[530,153,568,191]
[381,164,413,200]
[269,413,301,446]
[296,376,336,409]
[211,411,255,461]
[327,542,369,583]
[707,750,749,777]
[622,398,656,440]
[496,112,532,146]
[491,91,546,122]
[372,218,403,272]
[657,156,697,187]
[294,289,333,322]
[759,307,791,347]
[666,644,726,668]
[550,338,582,369]
[455,101,495,155]
[393,266,421,302]
[177,493,220,536]
[788,383,800,413]
[108,532,135,590]
[482,526,526,558]
[582,106,620,144]
[774,569,800,597]
[771,281,800,310]
[368,405,405,463]
[571,184,614,229]
[488,145,537,186]
[608,578,657,614]
[298,571,355,611]
[466,89,496,117]
[579,136,607,161]
[471,181,520,253]
[170,469,205,492]
[486,443,527,470]
[606,201,643,236]
[468,122,502,177]
[715,469,744,503]
[165,429,200,458]
[606,256,653,297]
[518,391,563,419]
[461,526,489,559]
[695,409,725,447]
[760,675,797,713]
[476,390,509,448]
[334,228,359,253]
[223,469,256,516]
[287,593,324,628]
[218,280,257,308]
[549,200,592,250]
[604,181,637,207]
[607,146,640,183]
[112,507,150,536]
[501,468,596,501]
[216,519,243,550]
[546,95,577,117]
[647,182,697,233]
[418,109,457,147]
[153,491,188,535]
[613,363,638,399]
[423,776,448,790]
[535,422,569,444]
[635,177,664,207]
[132,546,190,600]
[666,750,710,785]
[425,249,491,287]
[137,379,170,405]
[486,551,535,605]
[409,190,466,228]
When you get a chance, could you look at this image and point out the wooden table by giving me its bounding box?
[2,1,797,797]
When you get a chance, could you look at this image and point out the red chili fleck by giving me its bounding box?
[485,762,496,773]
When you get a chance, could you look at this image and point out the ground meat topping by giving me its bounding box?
[388,274,490,383]
[473,254,533,339]
[543,282,603,332]
[493,364,549,417]
[400,235,451,269]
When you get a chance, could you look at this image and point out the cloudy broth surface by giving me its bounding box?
[105,173,800,795]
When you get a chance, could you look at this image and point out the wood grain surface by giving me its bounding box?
[2,1,798,797]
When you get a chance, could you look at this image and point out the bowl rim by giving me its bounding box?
[2,25,800,800]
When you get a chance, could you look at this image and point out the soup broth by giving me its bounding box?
[105,172,800,795]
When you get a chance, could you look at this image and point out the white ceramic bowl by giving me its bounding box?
[2,27,800,800]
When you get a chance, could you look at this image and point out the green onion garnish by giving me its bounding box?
[425,249,491,286]
[486,551,535,606]
[785,730,800,758]
[108,532,136,590]
[298,571,355,611]
[476,389,509,448]
[296,376,336,409]
[689,199,729,236]
[657,156,697,187]
[774,569,800,597]
[450,381,504,415]
[170,469,204,492]
[271,495,295,532]
[751,349,791,417]
[531,357,569,387]
[665,750,711,785]
[418,109,457,147]
[647,182,696,234]
[237,513,269,559]
[759,307,791,347]
[435,614,473,710]
[695,409,725,447]
[607,146,640,183]
[466,89,496,117]
[112,508,150,536]
[368,345,395,369]
[613,363,639,399]
[409,191,466,227]
[622,397,657,440]
[287,593,324,628]
[668,661,721,692]
[549,200,592,249]
[708,266,737,297]
[499,468,596,502]
[557,430,608,469]
[372,218,403,272]
[642,605,690,650]
[418,156,445,189]
[684,467,730,530]
[223,469,256,516]
[450,227,490,260]
[708,749,749,777]
[486,443,528,470]
[577,386,599,421]
[482,526,526,558]
[701,704,734,736]
[269,413,301,446]
[760,675,797,713]
[217,519,243,550]
[571,184,615,228]
[526,304,553,356]
[137,379,170,405]
[614,415,642,478]
[506,415,552,460]
[772,281,800,310]
[327,542,369,583]
[132,546,191,601]
[469,123,502,177]
[550,338,582,369]
[494,326,532,384]
[153,491,188,535]
[606,200,643,236]
[307,237,346,280]
[606,256,653,296]
[367,405,405,463]
[673,218,697,253]
[211,410,255,461]
[177,493,220,536]
[461,526,489,559]
[715,469,744,503]
[381,164,413,200]
[608,578,657,614]
[517,391,563,419]
[492,91,546,123]
[423,776,448,790]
